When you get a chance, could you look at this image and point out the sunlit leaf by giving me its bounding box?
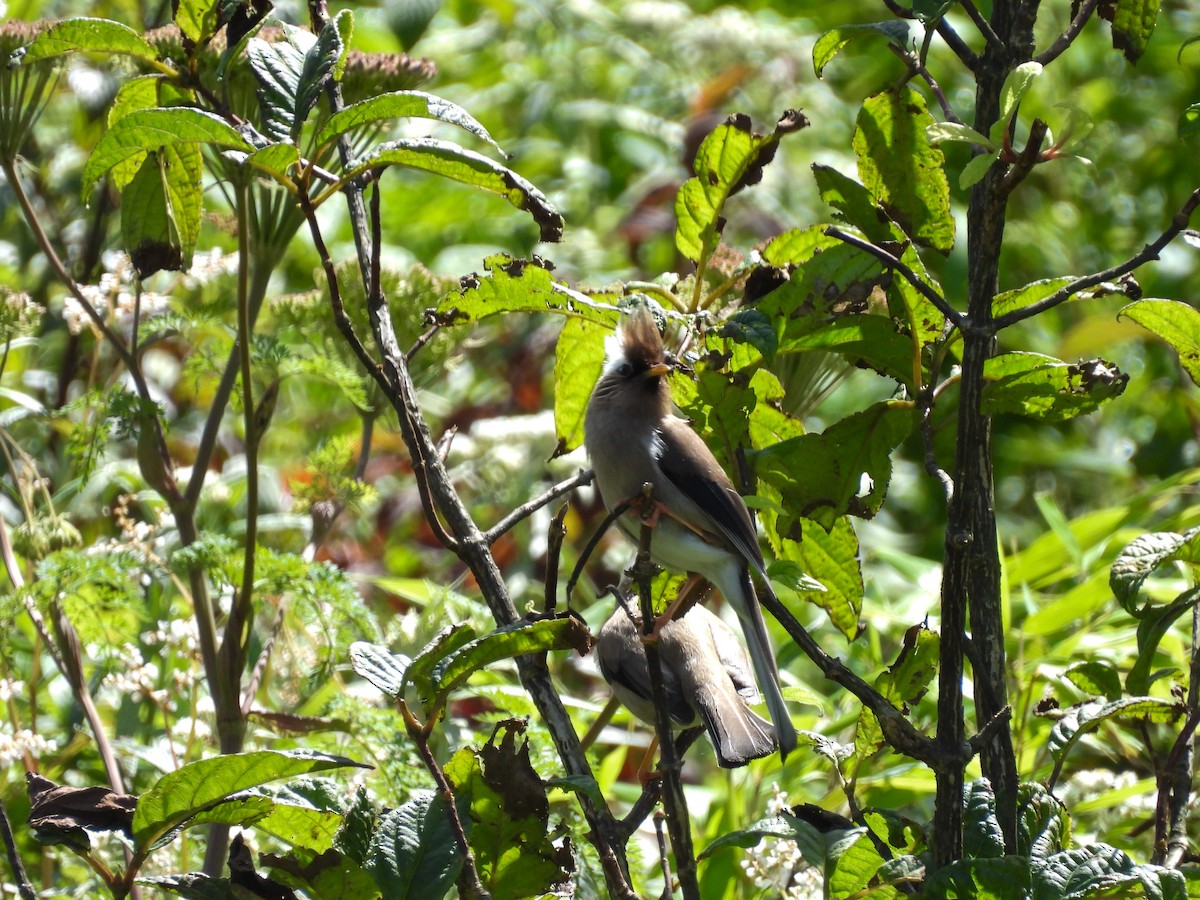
[17,17,159,66]
[1119,298,1200,387]
[982,352,1127,421]
[318,90,504,154]
[812,21,910,78]
[1098,0,1162,63]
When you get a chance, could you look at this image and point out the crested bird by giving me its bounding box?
[583,306,797,758]
[596,603,776,768]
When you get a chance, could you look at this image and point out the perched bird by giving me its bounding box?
[583,307,797,758]
[596,603,776,768]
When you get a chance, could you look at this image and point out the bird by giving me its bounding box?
[583,305,797,759]
[595,603,776,768]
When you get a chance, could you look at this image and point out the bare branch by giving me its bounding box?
[487,469,594,545]
[882,0,979,70]
[957,0,1004,52]
[994,186,1200,329]
[1036,0,1100,65]
[888,44,964,125]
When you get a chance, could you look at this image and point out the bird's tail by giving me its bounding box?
[729,567,797,760]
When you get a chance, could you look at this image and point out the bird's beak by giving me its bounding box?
[644,362,671,379]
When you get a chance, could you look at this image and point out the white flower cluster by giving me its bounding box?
[738,785,824,899]
[65,254,170,337]
[0,678,22,702]
[182,247,239,289]
[0,728,57,769]
[0,286,44,343]
[101,643,167,705]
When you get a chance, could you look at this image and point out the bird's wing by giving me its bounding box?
[596,614,694,726]
[695,607,761,703]
[654,417,766,572]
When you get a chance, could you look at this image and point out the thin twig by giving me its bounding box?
[0,796,36,900]
[1036,0,1100,65]
[653,811,675,900]
[824,227,964,327]
[487,469,594,545]
[406,322,442,361]
[998,119,1048,196]
[543,503,569,615]
[882,0,978,70]
[888,44,963,125]
[566,495,636,606]
[994,186,1200,329]
[956,0,1004,51]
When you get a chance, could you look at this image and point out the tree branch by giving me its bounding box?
[824,227,965,327]
[882,0,979,70]
[1035,0,1099,65]
[993,186,1200,329]
[487,469,593,545]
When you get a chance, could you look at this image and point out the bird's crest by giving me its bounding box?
[616,306,664,370]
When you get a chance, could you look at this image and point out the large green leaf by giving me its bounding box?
[753,400,914,531]
[554,316,607,453]
[1033,845,1186,900]
[811,162,902,247]
[17,17,159,66]
[436,255,616,324]
[764,512,862,639]
[132,750,366,849]
[852,88,954,253]
[433,616,592,699]
[175,0,221,46]
[923,856,1033,898]
[363,792,462,900]
[855,624,938,757]
[1109,528,1200,613]
[674,110,807,262]
[1098,0,1162,63]
[317,90,503,153]
[1119,298,1200,387]
[82,107,250,198]
[247,17,349,141]
[1047,697,1184,767]
[342,141,563,242]
[982,352,1127,421]
[121,143,203,276]
[812,21,911,78]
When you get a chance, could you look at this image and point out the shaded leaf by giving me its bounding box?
[924,856,1033,898]
[364,792,462,900]
[1048,698,1184,765]
[344,141,563,241]
[82,108,251,198]
[1064,661,1122,701]
[132,750,367,849]
[813,21,911,78]
[1109,528,1200,613]
[812,163,902,245]
[963,780,1005,860]
[348,641,412,699]
[434,616,592,698]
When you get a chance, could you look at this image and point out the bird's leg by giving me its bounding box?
[652,574,705,633]
[637,735,662,785]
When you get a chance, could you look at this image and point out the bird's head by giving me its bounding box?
[603,306,672,383]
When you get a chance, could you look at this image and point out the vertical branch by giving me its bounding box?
[0,797,35,900]
[631,491,698,900]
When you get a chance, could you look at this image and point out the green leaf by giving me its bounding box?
[18,17,159,66]
[82,107,251,198]
[344,140,563,242]
[959,149,1000,189]
[1018,783,1070,860]
[349,639,411,697]
[925,121,995,150]
[175,0,221,46]
[1180,103,1200,139]
[761,224,840,266]
[1109,529,1200,613]
[812,21,911,78]
[1128,589,1200,694]
[554,317,607,452]
[889,242,947,349]
[853,88,954,253]
[255,799,343,853]
[963,780,1005,859]
[1098,0,1162,64]
[136,874,243,898]
[248,21,345,141]
[674,110,806,262]
[121,144,203,276]
[982,352,1128,421]
[856,624,937,756]
[1048,697,1184,765]
[405,622,478,701]
[779,315,916,389]
[998,62,1043,127]
[1064,660,1123,701]
[811,163,902,245]
[1034,845,1184,900]
[243,142,301,179]
[436,256,617,324]
[317,90,504,154]
[132,750,367,849]
[363,792,463,900]
[434,616,592,698]
[924,856,1032,898]
[699,812,861,865]
[444,723,573,899]
[1119,299,1200,387]
[753,400,914,531]
[723,308,778,364]
[765,515,862,639]
[992,276,1075,318]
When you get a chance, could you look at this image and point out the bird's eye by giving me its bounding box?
[617,361,634,378]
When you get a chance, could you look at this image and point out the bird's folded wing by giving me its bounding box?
[654,418,767,575]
